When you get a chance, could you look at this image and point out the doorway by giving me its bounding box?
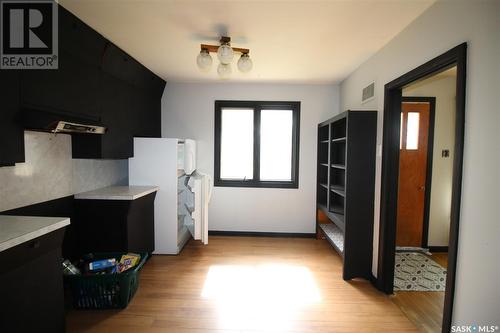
[376,43,467,333]
[396,97,435,249]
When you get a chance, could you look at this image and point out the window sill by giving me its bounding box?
[214,180,298,189]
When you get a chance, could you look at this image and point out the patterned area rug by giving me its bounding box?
[394,252,447,291]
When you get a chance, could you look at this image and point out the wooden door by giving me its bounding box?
[396,102,430,247]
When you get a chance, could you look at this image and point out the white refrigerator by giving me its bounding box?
[129,138,212,254]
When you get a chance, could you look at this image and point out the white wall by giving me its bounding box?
[403,74,456,247]
[162,82,339,233]
[339,0,499,325]
[0,131,128,212]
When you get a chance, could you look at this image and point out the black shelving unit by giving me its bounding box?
[316,110,377,280]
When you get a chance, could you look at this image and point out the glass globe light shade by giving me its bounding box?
[196,49,212,71]
[217,63,232,79]
[217,44,234,65]
[237,53,253,73]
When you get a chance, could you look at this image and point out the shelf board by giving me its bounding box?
[331,164,346,169]
[319,183,328,190]
[319,223,344,256]
[320,163,329,167]
[317,204,345,231]
[330,185,345,197]
[320,140,329,143]
[332,137,346,143]
[330,204,344,215]
[330,212,345,231]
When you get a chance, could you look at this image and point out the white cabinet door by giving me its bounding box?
[187,176,202,240]
[188,173,211,244]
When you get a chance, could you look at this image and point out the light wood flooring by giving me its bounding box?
[67,236,418,333]
[391,252,448,333]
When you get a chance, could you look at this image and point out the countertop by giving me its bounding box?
[0,215,70,252]
[74,186,159,201]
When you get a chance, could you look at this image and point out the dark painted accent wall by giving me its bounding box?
[0,3,165,166]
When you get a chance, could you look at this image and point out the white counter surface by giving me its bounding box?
[74,186,159,201]
[0,215,70,252]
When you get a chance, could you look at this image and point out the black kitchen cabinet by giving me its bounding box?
[63,5,166,159]
[99,74,135,158]
[74,192,156,254]
[0,71,23,166]
[0,229,66,333]
[59,6,107,68]
[131,89,162,138]
[72,71,162,159]
[20,50,101,118]
[102,43,140,85]
[0,3,165,166]
[2,195,78,260]
[72,72,135,159]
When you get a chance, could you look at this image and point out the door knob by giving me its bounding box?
[418,186,425,191]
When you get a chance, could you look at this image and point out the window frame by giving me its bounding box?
[214,100,300,189]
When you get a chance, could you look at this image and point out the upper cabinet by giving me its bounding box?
[102,44,140,85]
[0,71,23,167]
[20,50,101,117]
[131,89,162,138]
[59,8,107,68]
[0,5,165,165]
[72,72,135,159]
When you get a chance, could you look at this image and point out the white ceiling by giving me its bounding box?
[59,0,435,83]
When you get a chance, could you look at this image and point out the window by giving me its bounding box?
[215,101,300,188]
[405,112,420,150]
[400,111,420,150]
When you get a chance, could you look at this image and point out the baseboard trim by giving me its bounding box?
[428,246,449,253]
[208,230,316,238]
[368,273,377,285]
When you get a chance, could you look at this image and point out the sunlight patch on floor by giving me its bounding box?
[201,264,321,331]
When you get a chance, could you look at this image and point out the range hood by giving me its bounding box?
[19,108,107,134]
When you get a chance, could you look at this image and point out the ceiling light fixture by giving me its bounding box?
[237,53,253,73]
[196,36,252,78]
[196,49,213,72]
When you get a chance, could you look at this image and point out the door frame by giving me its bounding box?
[400,96,436,248]
[377,43,466,333]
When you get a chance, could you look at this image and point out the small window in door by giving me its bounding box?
[406,112,420,150]
[400,111,420,150]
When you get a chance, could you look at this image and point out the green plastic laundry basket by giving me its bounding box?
[64,252,148,309]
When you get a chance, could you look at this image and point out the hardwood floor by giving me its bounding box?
[66,236,417,332]
[429,253,448,269]
[391,252,448,333]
